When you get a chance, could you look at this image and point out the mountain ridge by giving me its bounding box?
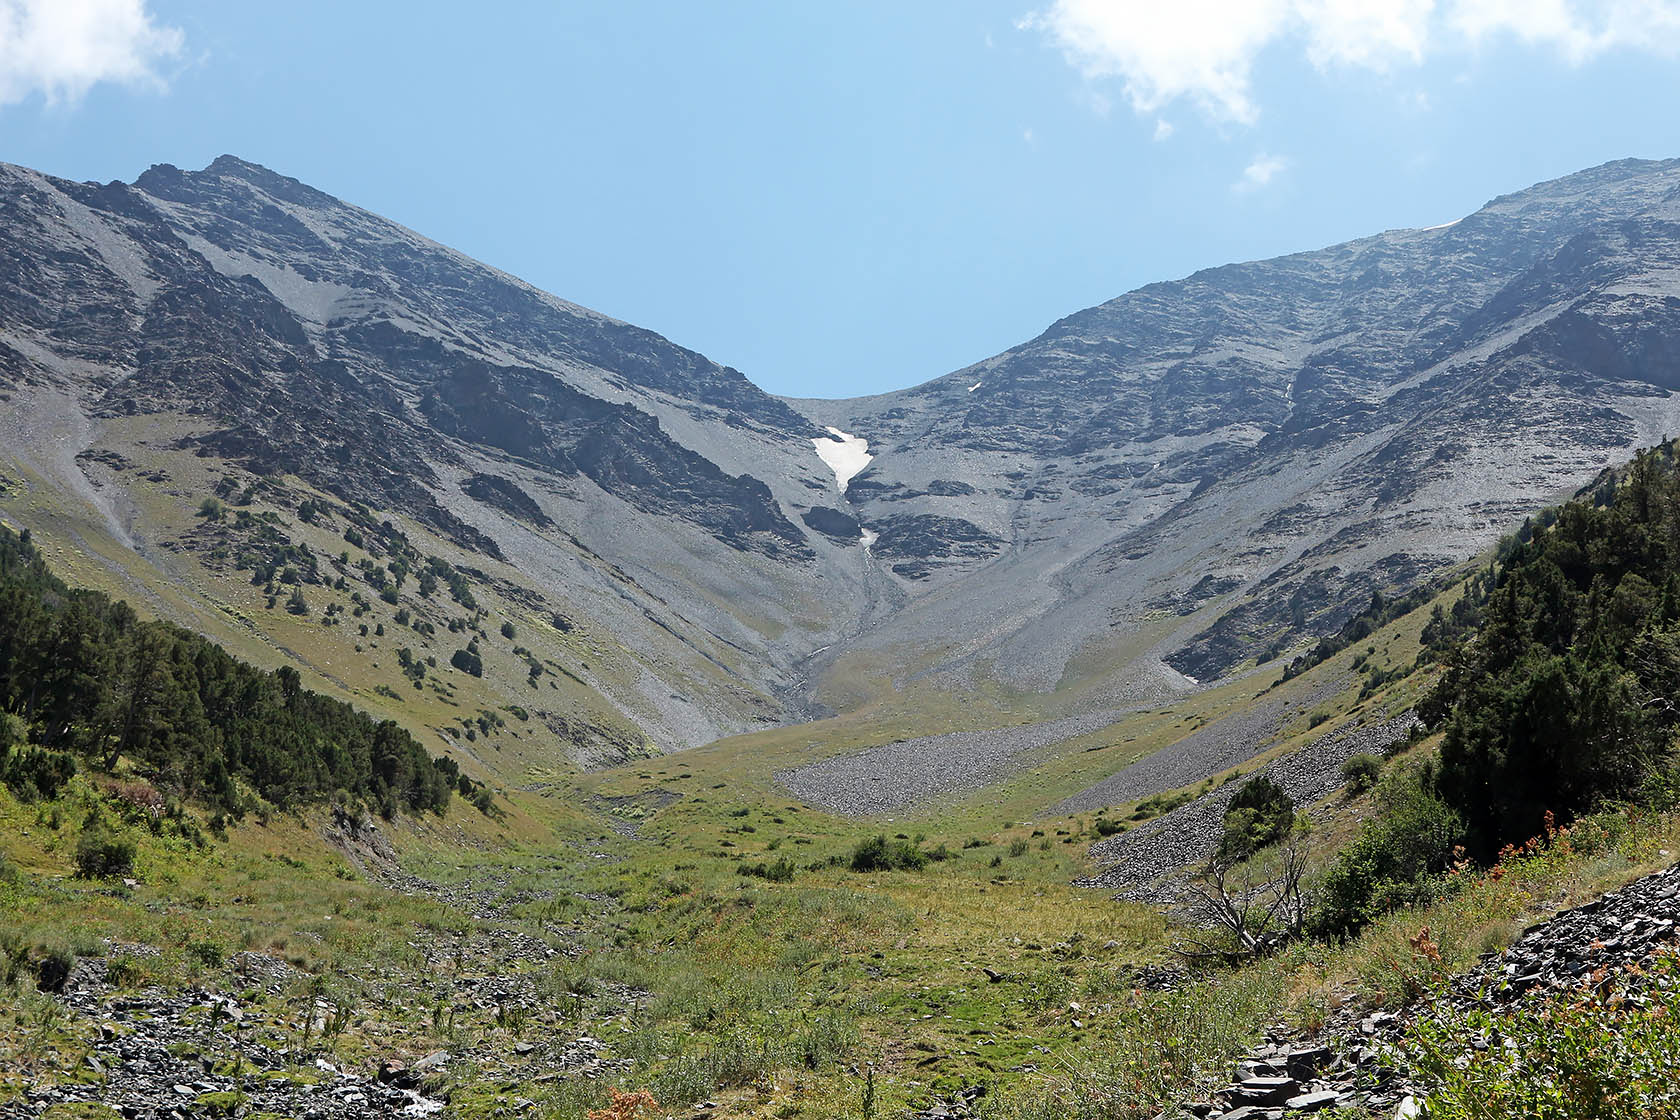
[5,153,1680,767]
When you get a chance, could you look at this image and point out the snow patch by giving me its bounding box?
[813,427,873,491]
[860,527,878,550]
[1420,217,1462,232]
[968,382,982,392]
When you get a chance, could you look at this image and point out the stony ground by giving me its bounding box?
[0,949,448,1120]
[1077,712,1417,903]
[774,708,1140,816]
[1186,856,1680,1120]
[1052,677,1347,818]
[775,674,1348,819]
[0,812,641,1119]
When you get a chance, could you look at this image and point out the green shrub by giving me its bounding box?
[1341,753,1383,794]
[105,952,145,988]
[1008,838,1030,857]
[1308,763,1463,939]
[186,939,225,967]
[1094,817,1125,837]
[737,858,796,883]
[74,825,136,879]
[1216,775,1294,862]
[34,944,74,992]
[849,834,927,872]
[0,743,76,801]
[451,648,483,677]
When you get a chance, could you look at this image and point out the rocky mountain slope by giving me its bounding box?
[5,155,1680,767]
[0,155,874,761]
[807,157,1680,705]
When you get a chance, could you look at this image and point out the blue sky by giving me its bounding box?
[5,1,1680,398]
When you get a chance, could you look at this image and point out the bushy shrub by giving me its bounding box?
[1341,753,1383,794]
[1309,763,1463,939]
[0,743,76,801]
[849,834,927,872]
[33,944,73,992]
[451,648,483,677]
[737,858,796,883]
[75,833,135,878]
[1216,775,1294,862]
[74,823,136,879]
[186,939,225,967]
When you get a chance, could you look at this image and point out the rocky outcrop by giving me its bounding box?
[463,472,553,528]
[869,514,1004,580]
[1185,858,1680,1119]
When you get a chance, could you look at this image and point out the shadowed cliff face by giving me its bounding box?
[5,154,1680,748]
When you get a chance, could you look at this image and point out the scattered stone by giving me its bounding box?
[1180,858,1680,1118]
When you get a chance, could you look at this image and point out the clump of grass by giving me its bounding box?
[1130,790,1193,823]
[737,858,796,883]
[981,962,1289,1120]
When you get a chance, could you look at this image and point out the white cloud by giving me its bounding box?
[0,0,182,108]
[1022,0,1680,124]
[1449,0,1680,62]
[1233,152,1289,192]
[1019,0,1290,124]
[1153,117,1175,140]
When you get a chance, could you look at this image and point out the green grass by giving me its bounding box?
[6,444,1679,1119]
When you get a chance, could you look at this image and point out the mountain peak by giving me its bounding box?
[205,153,270,176]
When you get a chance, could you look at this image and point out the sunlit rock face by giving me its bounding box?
[6,154,1680,738]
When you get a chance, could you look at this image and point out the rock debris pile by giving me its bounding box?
[1188,857,1680,1120]
[1079,714,1419,904]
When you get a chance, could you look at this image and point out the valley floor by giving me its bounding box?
[5,541,1680,1120]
